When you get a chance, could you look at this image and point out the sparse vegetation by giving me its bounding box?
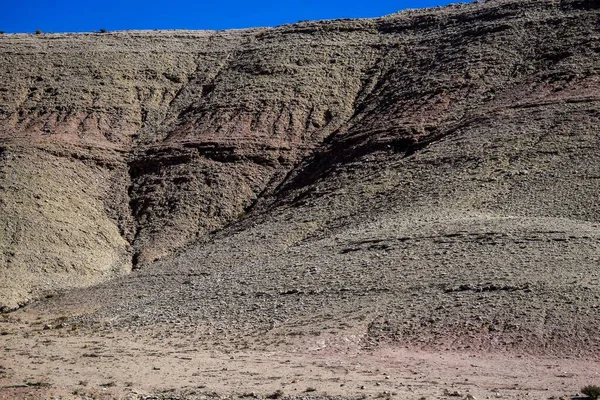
[99,28,107,33]
[582,385,600,400]
[35,29,42,35]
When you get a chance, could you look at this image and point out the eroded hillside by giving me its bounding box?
[0,0,599,342]
[0,20,381,309]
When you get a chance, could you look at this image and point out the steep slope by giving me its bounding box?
[7,0,598,357]
[1,0,599,359]
[0,22,382,309]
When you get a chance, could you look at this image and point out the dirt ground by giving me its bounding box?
[1,313,598,400]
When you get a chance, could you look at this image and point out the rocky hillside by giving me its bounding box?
[0,0,599,355]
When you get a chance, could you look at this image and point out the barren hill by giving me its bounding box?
[1,1,600,397]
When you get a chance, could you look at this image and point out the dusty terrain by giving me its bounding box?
[2,311,600,400]
[1,0,600,398]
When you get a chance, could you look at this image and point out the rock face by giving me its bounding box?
[0,25,374,309]
[0,0,599,354]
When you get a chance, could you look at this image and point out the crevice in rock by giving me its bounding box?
[126,157,142,270]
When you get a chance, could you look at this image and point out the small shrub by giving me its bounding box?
[35,29,42,35]
[0,31,5,35]
[99,28,107,33]
[583,385,600,400]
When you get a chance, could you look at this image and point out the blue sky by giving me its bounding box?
[0,1,471,34]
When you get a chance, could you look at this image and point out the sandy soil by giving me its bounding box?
[1,314,597,400]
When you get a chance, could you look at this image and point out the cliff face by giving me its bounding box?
[0,0,599,318]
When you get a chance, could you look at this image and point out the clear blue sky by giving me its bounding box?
[0,1,471,34]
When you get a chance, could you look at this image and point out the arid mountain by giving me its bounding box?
[1,0,599,361]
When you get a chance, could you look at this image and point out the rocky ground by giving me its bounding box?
[1,0,600,398]
[1,307,600,400]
